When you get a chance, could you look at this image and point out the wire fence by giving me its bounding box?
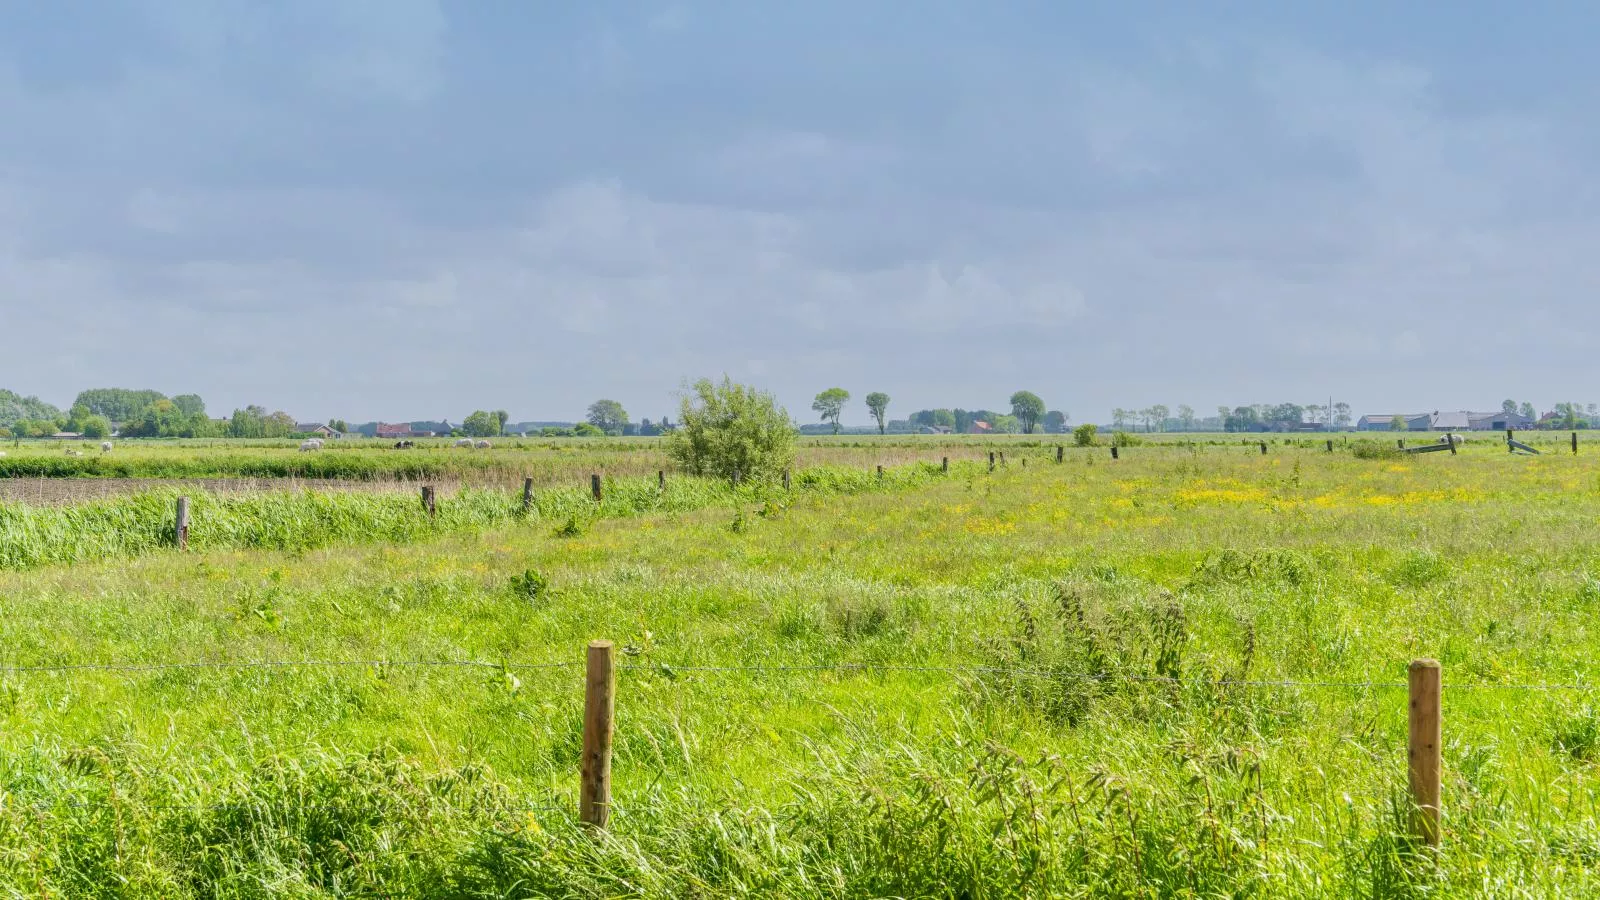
[0,655,1593,693]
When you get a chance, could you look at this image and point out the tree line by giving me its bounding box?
[808,388,1063,435]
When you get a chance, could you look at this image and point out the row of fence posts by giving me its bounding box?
[168,431,1589,544]
[570,639,1446,848]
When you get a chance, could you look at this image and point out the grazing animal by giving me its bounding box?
[1439,433,1465,445]
[474,440,491,449]
[101,442,113,452]
[393,440,415,449]
[298,440,322,452]
[65,449,83,457]
[454,438,475,448]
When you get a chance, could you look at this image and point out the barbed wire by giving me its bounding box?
[0,656,1592,693]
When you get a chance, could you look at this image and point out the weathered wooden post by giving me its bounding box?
[1408,659,1442,848]
[875,465,883,479]
[1056,445,1064,463]
[999,451,1006,467]
[522,477,534,513]
[591,474,602,502]
[658,470,666,490]
[174,496,191,550]
[1111,446,1119,460]
[1448,438,1457,456]
[1327,439,1334,452]
[420,486,436,519]
[941,457,949,473]
[782,469,791,490]
[1398,439,1406,450]
[988,452,995,472]
[580,639,616,828]
[1259,441,1267,455]
[1574,432,1580,455]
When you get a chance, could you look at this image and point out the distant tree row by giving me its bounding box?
[812,389,1063,435]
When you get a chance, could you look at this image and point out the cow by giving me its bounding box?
[101,442,113,452]
[393,440,415,449]
[299,440,322,452]
[474,440,491,449]
[454,438,475,448]
[65,449,83,457]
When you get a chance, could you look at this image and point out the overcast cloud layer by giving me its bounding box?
[2,1,1597,424]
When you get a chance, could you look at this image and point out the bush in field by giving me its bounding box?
[1073,423,1098,447]
[667,377,797,483]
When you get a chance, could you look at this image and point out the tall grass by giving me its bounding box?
[0,462,968,571]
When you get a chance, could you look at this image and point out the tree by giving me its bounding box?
[172,394,206,417]
[79,415,111,439]
[1502,399,1519,417]
[1149,404,1170,432]
[812,388,850,434]
[586,400,628,436]
[1112,409,1130,430]
[72,389,167,425]
[668,376,797,482]
[264,411,296,438]
[1333,402,1352,430]
[1390,415,1408,432]
[992,415,1021,434]
[1043,410,1067,433]
[494,410,510,432]
[0,389,63,431]
[1010,391,1045,434]
[864,392,890,435]
[329,419,350,434]
[462,410,503,437]
[573,422,604,436]
[1177,405,1195,432]
[1520,402,1536,421]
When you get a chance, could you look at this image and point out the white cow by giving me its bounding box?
[474,440,491,449]
[298,440,322,452]
[454,438,475,448]
[101,442,113,452]
[65,449,83,457]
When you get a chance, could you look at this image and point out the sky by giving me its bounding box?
[2,1,1598,425]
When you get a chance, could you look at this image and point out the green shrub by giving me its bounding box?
[1073,423,1098,447]
[666,377,797,483]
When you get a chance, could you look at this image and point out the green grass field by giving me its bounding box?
[3,437,1600,896]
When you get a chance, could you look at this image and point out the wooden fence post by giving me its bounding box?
[941,457,949,473]
[1021,457,1027,468]
[580,639,616,828]
[782,469,791,490]
[876,465,883,478]
[1056,445,1064,463]
[1327,439,1334,452]
[1111,446,1119,460]
[174,496,190,550]
[733,469,742,486]
[591,474,602,502]
[522,477,534,513]
[1398,439,1406,450]
[658,470,666,490]
[1259,441,1267,455]
[420,486,436,519]
[1408,659,1442,848]
[1448,438,1457,456]
[999,451,1006,467]
[988,452,995,472]
[1574,432,1580,455]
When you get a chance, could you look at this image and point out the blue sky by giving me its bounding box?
[2,1,1597,424]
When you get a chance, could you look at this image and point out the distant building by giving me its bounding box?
[376,423,428,439]
[969,421,993,434]
[1468,411,1533,431]
[296,423,340,438]
[1358,414,1429,431]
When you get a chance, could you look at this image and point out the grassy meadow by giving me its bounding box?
[2,436,1600,895]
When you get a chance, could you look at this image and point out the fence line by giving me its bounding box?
[0,656,1595,694]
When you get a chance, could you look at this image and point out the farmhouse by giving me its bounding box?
[376,423,429,439]
[296,423,340,438]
